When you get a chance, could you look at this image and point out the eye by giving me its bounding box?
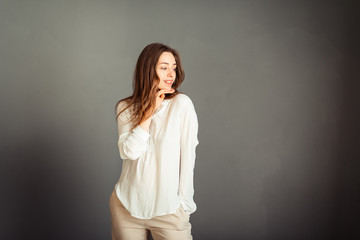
[160,67,176,71]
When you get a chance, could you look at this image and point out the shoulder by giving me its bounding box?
[172,93,194,106]
[116,100,128,114]
[172,93,197,114]
[116,99,132,122]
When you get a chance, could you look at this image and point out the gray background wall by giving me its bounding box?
[0,0,359,239]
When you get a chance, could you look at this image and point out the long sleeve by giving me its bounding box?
[178,99,199,214]
[117,102,150,161]
[114,93,199,219]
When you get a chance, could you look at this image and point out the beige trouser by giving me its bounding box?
[109,189,193,240]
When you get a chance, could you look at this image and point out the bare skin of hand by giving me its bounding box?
[154,88,175,112]
[139,88,175,132]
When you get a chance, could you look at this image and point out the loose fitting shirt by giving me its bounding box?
[114,93,199,219]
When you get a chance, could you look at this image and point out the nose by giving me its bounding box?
[167,69,173,77]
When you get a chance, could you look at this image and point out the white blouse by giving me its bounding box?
[114,93,199,219]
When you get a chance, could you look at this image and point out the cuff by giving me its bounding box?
[132,125,150,141]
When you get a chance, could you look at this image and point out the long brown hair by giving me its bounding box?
[115,43,185,130]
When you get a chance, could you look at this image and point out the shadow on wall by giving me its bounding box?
[1,134,86,239]
[261,170,336,240]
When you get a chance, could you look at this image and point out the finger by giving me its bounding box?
[159,89,175,94]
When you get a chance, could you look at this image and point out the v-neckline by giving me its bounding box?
[153,99,170,116]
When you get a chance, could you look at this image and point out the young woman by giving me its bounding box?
[109,43,199,240]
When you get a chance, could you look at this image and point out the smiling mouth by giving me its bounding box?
[164,80,173,84]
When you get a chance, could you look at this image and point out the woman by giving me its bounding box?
[109,42,199,240]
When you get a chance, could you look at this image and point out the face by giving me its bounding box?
[155,51,177,90]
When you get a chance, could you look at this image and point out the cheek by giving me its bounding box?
[159,72,166,80]
[156,71,163,81]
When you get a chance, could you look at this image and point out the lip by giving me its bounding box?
[164,80,173,84]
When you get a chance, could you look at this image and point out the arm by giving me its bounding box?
[117,102,150,161]
[178,99,200,214]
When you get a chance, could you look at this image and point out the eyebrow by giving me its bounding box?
[160,62,177,66]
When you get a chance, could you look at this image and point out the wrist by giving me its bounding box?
[139,116,152,132]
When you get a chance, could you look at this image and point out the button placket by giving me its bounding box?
[148,100,167,153]
[148,138,155,153]
[148,119,155,153]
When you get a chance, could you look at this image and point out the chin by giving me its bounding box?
[160,85,171,90]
